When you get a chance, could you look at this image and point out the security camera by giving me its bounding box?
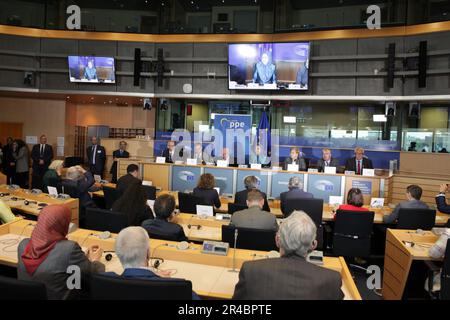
[143,98,152,110]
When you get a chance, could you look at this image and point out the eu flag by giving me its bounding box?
[256,110,271,155]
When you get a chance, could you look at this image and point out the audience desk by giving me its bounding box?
[382,229,441,300]
[0,218,361,300]
[0,185,80,226]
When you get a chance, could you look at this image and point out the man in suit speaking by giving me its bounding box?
[233,211,344,300]
[86,136,106,179]
[110,141,129,183]
[317,148,340,173]
[344,147,373,175]
[31,134,53,190]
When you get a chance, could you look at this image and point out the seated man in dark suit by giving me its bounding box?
[231,190,278,232]
[436,184,450,214]
[161,140,183,163]
[110,141,130,183]
[141,194,187,242]
[284,147,307,171]
[344,147,373,175]
[234,175,270,212]
[116,164,141,194]
[317,148,340,173]
[280,176,314,216]
[233,211,344,300]
[104,226,199,299]
[384,185,429,224]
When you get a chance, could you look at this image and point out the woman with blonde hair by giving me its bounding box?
[42,160,64,192]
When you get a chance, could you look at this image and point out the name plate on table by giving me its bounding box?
[308,169,318,173]
[263,83,277,89]
[174,160,184,165]
[324,166,337,174]
[142,180,152,186]
[363,169,375,177]
[329,196,343,205]
[238,165,248,169]
[156,157,166,164]
[216,160,228,168]
[288,84,302,90]
[47,186,58,196]
[370,198,385,208]
[287,164,299,172]
[247,83,259,89]
[250,164,262,170]
[186,158,197,166]
[272,166,282,171]
[345,171,356,175]
[196,205,214,217]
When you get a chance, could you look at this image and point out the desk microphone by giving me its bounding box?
[228,228,239,273]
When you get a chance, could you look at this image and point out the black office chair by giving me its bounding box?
[102,186,122,210]
[222,225,277,251]
[0,275,47,300]
[178,192,205,214]
[89,273,192,300]
[142,185,157,200]
[85,207,128,233]
[284,198,325,250]
[332,210,375,259]
[397,208,436,230]
[227,203,247,215]
[284,198,324,226]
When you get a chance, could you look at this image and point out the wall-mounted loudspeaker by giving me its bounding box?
[409,102,420,119]
[418,41,427,88]
[387,43,396,89]
[133,48,142,87]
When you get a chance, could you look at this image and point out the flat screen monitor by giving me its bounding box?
[228,42,310,91]
[68,56,116,83]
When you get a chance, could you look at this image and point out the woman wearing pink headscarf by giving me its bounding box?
[17,205,105,299]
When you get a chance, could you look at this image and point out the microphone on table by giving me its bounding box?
[229,228,239,273]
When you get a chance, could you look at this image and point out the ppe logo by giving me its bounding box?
[178,171,196,182]
[314,180,334,192]
[220,118,246,129]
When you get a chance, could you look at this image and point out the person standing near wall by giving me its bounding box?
[12,139,29,188]
[31,134,53,190]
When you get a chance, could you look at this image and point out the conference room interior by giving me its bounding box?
[0,0,450,303]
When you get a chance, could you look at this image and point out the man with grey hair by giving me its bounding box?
[234,175,270,212]
[280,176,314,217]
[104,227,200,299]
[233,211,343,300]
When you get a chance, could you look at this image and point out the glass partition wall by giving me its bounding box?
[156,100,449,153]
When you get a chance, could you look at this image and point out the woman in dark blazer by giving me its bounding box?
[193,173,221,209]
[112,183,154,226]
[17,205,105,300]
